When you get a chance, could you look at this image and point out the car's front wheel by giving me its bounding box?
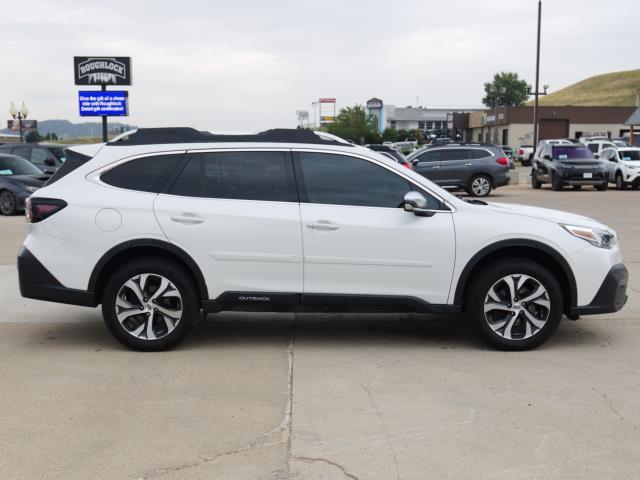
[615,172,626,190]
[467,174,492,197]
[551,171,564,191]
[466,259,563,350]
[531,170,542,189]
[0,191,17,215]
[102,258,199,351]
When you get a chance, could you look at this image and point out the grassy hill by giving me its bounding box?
[529,69,640,106]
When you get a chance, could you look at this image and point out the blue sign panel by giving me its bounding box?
[78,91,128,116]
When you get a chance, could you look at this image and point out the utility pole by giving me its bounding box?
[532,0,542,156]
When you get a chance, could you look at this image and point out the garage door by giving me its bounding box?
[539,119,569,139]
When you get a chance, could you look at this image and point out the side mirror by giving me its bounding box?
[403,191,434,217]
[543,154,551,160]
[610,157,617,162]
[411,158,419,165]
[44,158,55,166]
[593,153,600,159]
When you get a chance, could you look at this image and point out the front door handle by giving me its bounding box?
[463,162,472,166]
[306,221,339,231]
[432,165,441,169]
[170,214,203,224]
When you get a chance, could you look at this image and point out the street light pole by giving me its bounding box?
[532,0,542,156]
[9,101,29,143]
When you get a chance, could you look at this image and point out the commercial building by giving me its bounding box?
[457,106,636,148]
[365,98,483,136]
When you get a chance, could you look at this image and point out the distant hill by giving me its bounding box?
[530,69,640,107]
[0,119,137,139]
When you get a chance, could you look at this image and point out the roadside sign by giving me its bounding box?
[78,91,128,116]
[319,98,336,103]
[74,56,132,85]
[7,119,38,131]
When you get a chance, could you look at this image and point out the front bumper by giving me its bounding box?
[569,263,628,316]
[18,247,97,307]
[559,169,607,185]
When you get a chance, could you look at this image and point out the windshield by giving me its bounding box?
[48,147,66,162]
[552,146,594,161]
[620,151,640,161]
[0,156,44,175]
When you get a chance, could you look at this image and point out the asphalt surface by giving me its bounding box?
[1,168,638,479]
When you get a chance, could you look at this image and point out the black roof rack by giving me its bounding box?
[108,127,352,146]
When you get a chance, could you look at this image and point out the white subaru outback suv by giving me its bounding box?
[18,128,628,351]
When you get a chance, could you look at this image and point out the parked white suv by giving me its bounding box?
[18,128,628,351]
[600,147,640,189]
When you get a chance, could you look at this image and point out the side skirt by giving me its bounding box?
[202,292,461,314]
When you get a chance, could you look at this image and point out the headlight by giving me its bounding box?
[25,186,39,193]
[561,224,617,249]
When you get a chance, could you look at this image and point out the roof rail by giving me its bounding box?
[107,127,353,146]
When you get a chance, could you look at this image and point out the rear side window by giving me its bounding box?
[101,154,179,193]
[417,150,441,162]
[45,148,92,186]
[441,149,469,161]
[169,151,294,202]
[470,149,491,159]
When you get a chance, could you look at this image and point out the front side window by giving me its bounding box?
[12,147,31,160]
[620,150,640,161]
[587,143,599,153]
[101,154,179,193]
[170,151,293,202]
[30,148,49,166]
[417,150,441,163]
[297,152,440,209]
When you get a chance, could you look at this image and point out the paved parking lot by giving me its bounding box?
[1,170,639,480]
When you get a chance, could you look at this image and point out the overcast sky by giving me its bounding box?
[2,0,638,132]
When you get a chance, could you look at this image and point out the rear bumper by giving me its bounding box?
[493,174,511,188]
[569,264,628,316]
[17,247,97,307]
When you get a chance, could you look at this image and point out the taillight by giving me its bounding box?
[26,198,67,223]
[518,149,524,155]
[496,157,509,166]
[402,163,413,170]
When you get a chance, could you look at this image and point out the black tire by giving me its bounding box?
[0,191,17,215]
[467,174,492,197]
[572,185,582,190]
[466,258,563,351]
[615,172,626,190]
[531,170,542,189]
[595,183,608,191]
[551,171,563,191]
[101,258,199,351]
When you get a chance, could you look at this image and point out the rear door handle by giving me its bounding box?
[306,221,339,231]
[170,214,203,224]
[432,165,441,169]
[463,162,472,166]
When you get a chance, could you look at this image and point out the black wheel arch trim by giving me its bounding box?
[88,238,209,302]
[453,239,578,309]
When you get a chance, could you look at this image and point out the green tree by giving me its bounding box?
[25,130,43,143]
[382,127,398,142]
[44,132,58,141]
[482,72,529,108]
[327,105,380,145]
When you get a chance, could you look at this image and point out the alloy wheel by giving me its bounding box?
[471,177,491,196]
[115,273,183,340]
[1,192,15,215]
[483,274,551,340]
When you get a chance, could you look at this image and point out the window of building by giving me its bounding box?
[170,151,293,202]
[418,121,425,130]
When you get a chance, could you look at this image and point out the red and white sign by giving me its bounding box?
[319,98,336,103]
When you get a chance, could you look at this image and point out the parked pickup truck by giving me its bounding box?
[517,145,534,165]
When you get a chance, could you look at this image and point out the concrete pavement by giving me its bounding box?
[0,179,638,479]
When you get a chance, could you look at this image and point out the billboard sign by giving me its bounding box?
[74,56,132,85]
[78,91,128,116]
[319,98,336,103]
[7,119,38,131]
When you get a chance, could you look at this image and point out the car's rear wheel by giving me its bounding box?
[531,170,542,189]
[466,259,563,350]
[102,258,199,351]
[551,171,563,191]
[572,185,582,190]
[615,173,626,190]
[467,174,492,197]
[0,191,17,215]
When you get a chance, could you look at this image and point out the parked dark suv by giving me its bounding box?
[0,143,68,175]
[531,144,608,191]
[407,144,511,197]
